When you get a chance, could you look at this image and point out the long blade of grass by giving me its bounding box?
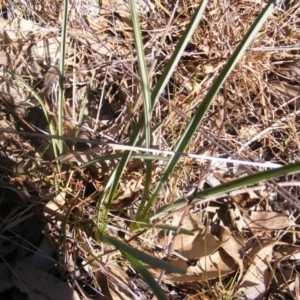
[77,153,170,169]
[133,0,208,219]
[103,235,185,273]
[149,161,300,221]
[128,0,152,218]
[97,123,162,236]
[8,72,59,157]
[150,0,208,105]
[98,0,207,225]
[155,225,194,236]
[121,251,168,300]
[138,0,281,220]
[128,0,208,149]
[98,0,211,227]
[128,0,151,142]
[58,0,69,155]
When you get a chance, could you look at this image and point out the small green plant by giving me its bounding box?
[92,0,295,297]
[3,0,298,299]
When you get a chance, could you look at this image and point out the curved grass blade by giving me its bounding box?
[78,153,169,169]
[139,0,281,220]
[98,0,207,229]
[97,124,162,237]
[122,251,168,300]
[155,225,194,236]
[128,0,152,218]
[149,161,300,222]
[150,0,208,106]
[103,235,185,273]
[8,72,59,157]
[133,0,208,220]
[58,0,69,155]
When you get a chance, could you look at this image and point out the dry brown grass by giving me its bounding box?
[0,0,300,299]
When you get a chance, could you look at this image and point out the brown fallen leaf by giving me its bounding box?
[159,229,199,254]
[95,271,114,300]
[271,245,300,290]
[219,226,245,281]
[158,212,212,260]
[235,239,285,300]
[176,230,221,260]
[273,245,300,261]
[164,257,189,274]
[245,211,294,230]
[165,248,238,282]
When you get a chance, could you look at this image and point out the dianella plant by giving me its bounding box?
[96,0,300,297]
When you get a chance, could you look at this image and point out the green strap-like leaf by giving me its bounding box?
[149,161,300,221]
[122,251,168,300]
[103,235,185,274]
[139,0,282,220]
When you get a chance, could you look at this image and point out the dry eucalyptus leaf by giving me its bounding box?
[159,230,199,254]
[171,212,204,231]
[237,242,275,300]
[13,260,80,300]
[159,213,209,260]
[94,271,114,300]
[219,226,245,281]
[271,246,300,288]
[164,257,189,274]
[245,211,294,230]
[90,258,132,300]
[166,248,238,282]
[176,230,221,260]
[236,239,282,300]
[273,245,300,261]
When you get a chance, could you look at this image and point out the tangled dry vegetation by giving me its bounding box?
[0,0,300,299]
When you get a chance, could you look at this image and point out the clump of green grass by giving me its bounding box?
[1,0,300,299]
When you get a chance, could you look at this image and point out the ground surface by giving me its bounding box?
[0,0,300,299]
